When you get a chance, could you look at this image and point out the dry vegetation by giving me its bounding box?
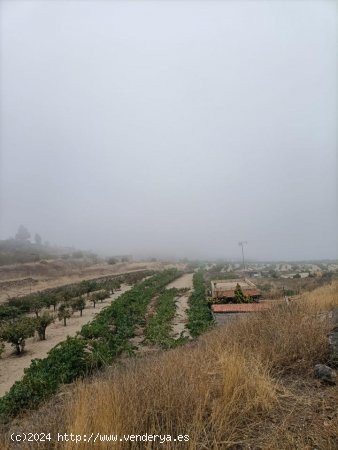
[2,282,338,449]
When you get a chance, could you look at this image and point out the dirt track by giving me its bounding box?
[167,273,193,338]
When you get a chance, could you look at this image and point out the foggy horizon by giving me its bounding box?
[0,0,337,261]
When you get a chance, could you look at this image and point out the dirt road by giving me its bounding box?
[167,273,193,338]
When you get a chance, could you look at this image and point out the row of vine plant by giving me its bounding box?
[187,271,214,337]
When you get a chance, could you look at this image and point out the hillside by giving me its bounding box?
[0,239,94,266]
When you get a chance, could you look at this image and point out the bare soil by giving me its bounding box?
[0,285,132,397]
[167,273,193,338]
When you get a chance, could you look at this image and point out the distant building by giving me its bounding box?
[210,279,261,303]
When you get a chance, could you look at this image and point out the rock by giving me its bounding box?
[314,364,337,385]
[331,308,338,328]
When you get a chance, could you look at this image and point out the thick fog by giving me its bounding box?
[0,0,337,261]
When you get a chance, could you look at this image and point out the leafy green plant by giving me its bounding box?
[0,306,21,321]
[0,317,36,355]
[187,272,214,337]
[145,288,178,348]
[234,283,251,303]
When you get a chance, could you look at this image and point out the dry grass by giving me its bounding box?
[2,282,338,449]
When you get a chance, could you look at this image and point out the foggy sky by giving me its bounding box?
[0,0,337,261]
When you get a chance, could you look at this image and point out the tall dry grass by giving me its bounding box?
[57,283,337,450]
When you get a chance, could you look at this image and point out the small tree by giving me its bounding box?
[62,289,74,302]
[35,312,54,340]
[30,297,45,317]
[34,233,42,245]
[80,280,97,297]
[58,303,72,326]
[0,317,36,355]
[234,283,247,304]
[71,297,86,317]
[44,293,61,311]
[95,290,110,303]
[89,294,97,309]
[15,225,31,241]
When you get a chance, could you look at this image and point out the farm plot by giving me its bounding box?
[0,284,131,397]
[0,269,181,420]
[142,273,194,349]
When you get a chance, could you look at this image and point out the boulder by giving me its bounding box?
[314,364,337,385]
[331,308,338,328]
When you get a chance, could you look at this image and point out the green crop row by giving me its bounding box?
[144,288,179,348]
[0,269,181,421]
[187,272,214,337]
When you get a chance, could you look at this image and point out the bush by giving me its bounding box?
[0,306,21,321]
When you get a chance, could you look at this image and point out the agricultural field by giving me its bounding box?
[1,263,336,450]
[0,284,132,396]
[0,269,185,420]
[0,258,180,304]
[0,275,337,449]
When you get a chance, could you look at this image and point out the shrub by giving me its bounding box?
[0,306,21,321]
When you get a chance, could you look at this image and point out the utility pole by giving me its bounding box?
[238,241,248,271]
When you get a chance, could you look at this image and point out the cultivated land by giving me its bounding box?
[1,264,337,449]
[128,273,194,353]
[3,281,336,450]
[0,284,131,397]
[0,269,187,425]
[0,260,176,303]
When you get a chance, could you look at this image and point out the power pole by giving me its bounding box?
[238,241,248,271]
